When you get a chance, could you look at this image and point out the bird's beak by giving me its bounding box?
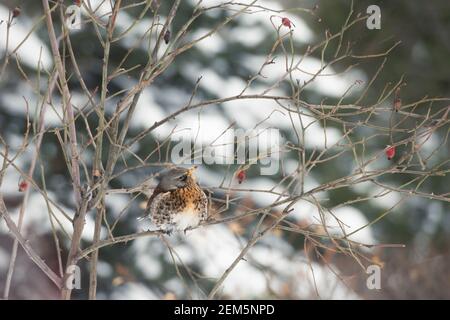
[187,165,198,175]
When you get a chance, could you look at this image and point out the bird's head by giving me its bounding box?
[158,166,197,191]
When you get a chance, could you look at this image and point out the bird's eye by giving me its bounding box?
[178,174,187,182]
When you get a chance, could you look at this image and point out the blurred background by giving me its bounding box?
[0,0,449,299]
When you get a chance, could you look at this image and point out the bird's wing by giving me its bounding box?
[137,186,167,221]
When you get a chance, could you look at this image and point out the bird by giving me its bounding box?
[140,166,208,233]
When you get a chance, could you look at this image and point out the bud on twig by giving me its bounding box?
[164,30,171,44]
[150,0,161,11]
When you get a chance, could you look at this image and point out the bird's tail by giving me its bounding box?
[137,205,150,221]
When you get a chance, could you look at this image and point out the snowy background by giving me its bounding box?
[0,0,449,299]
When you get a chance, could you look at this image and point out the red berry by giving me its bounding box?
[18,181,28,192]
[237,170,246,184]
[281,17,293,29]
[12,7,21,18]
[385,145,396,160]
